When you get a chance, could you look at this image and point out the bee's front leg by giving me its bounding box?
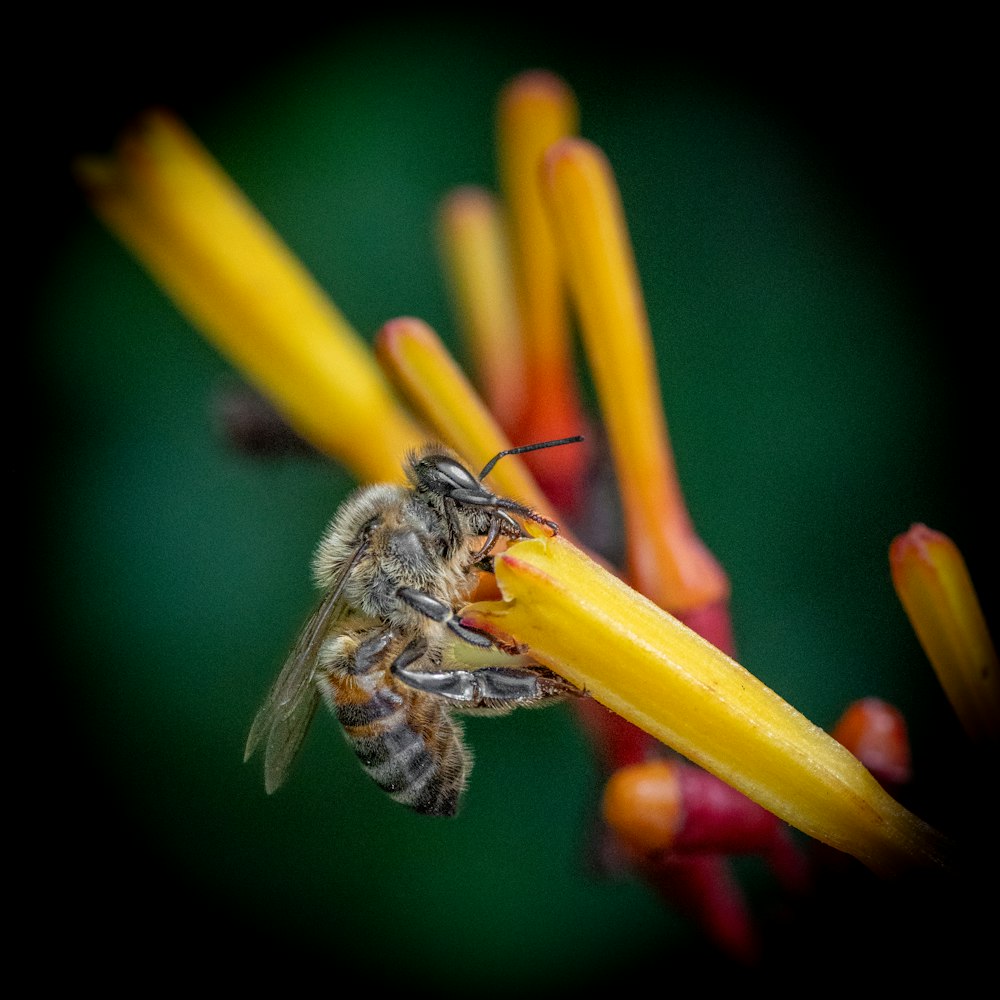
[397,586,495,649]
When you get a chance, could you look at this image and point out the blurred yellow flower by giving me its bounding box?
[891,524,998,748]
[75,109,423,484]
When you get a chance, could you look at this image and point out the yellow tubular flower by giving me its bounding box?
[542,138,729,616]
[891,524,999,747]
[497,70,577,392]
[374,316,552,517]
[437,186,528,438]
[75,109,423,484]
[464,535,950,875]
[496,71,591,507]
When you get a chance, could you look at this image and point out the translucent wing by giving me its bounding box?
[244,539,368,793]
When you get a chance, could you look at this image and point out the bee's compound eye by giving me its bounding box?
[421,455,480,495]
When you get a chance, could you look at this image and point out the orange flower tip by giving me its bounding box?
[542,135,608,186]
[375,316,462,386]
[602,760,684,856]
[374,315,452,408]
[603,759,794,860]
[889,522,941,564]
[375,315,428,356]
[612,762,809,895]
[498,69,578,119]
[107,108,195,176]
[832,698,912,789]
[676,599,736,658]
[438,185,495,222]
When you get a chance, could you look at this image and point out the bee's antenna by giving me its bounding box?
[478,435,585,481]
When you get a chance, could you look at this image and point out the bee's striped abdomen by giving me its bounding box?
[323,671,470,817]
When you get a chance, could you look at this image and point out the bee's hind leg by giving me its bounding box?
[391,659,581,709]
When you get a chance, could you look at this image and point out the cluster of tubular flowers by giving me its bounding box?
[77,69,994,959]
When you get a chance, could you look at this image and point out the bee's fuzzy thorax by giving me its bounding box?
[312,483,407,587]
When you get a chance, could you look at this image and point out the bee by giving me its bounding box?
[244,436,585,816]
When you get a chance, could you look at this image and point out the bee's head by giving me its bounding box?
[404,439,578,547]
[406,446,488,501]
[406,437,584,503]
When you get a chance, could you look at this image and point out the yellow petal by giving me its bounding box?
[542,138,728,613]
[891,524,999,747]
[76,109,422,484]
[437,186,528,436]
[464,535,949,874]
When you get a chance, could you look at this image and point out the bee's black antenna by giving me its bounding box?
[478,435,585,481]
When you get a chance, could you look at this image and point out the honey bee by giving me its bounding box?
[244,436,584,816]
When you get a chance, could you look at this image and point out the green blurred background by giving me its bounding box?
[31,12,992,991]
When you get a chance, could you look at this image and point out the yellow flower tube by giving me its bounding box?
[465,535,950,875]
[496,71,580,408]
[496,71,592,510]
[437,186,528,433]
[374,316,552,516]
[76,109,423,484]
[891,524,999,747]
[542,138,728,615]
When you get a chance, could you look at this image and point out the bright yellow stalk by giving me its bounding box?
[438,187,527,435]
[374,316,551,515]
[76,109,422,484]
[497,71,591,476]
[891,524,999,747]
[465,535,950,874]
[542,138,729,614]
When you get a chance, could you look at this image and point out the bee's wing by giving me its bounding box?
[244,540,367,793]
